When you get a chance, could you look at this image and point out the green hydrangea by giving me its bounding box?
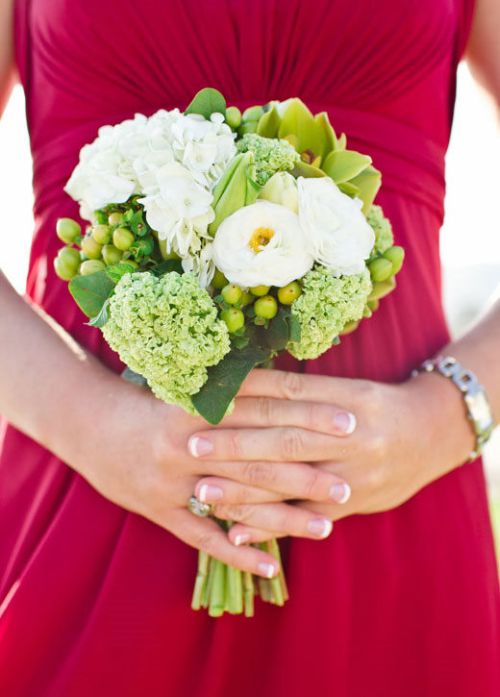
[367,204,393,255]
[287,266,372,360]
[102,271,230,413]
[237,133,300,185]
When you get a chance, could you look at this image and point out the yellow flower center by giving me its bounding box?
[249,226,275,253]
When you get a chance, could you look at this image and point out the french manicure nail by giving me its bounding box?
[330,482,351,504]
[333,411,356,434]
[188,436,213,457]
[233,533,251,546]
[307,518,333,539]
[198,484,223,503]
[258,562,278,578]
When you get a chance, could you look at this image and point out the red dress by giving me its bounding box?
[1,1,498,695]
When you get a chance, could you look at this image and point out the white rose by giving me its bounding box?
[212,201,313,288]
[138,162,214,257]
[298,177,375,276]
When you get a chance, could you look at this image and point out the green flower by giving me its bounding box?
[237,133,300,186]
[367,204,394,255]
[288,266,372,360]
[102,271,230,413]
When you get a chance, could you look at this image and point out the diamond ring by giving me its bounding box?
[188,495,213,518]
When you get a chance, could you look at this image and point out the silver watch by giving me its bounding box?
[412,355,496,462]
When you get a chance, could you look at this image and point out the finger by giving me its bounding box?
[222,396,356,436]
[239,369,365,406]
[228,524,286,546]
[169,508,280,578]
[213,501,333,541]
[194,466,351,505]
[188,426,347,462]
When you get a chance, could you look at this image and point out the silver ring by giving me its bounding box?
[188,495,213,518]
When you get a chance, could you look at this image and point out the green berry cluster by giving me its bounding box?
[211,269,302,336]
[54,200,161,281]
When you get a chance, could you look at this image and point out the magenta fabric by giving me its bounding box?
[1,1,499,695]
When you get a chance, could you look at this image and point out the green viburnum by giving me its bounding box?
[237,133,300,186]
[102,271,230,413]
[287,266,372,360]
[367,204,394,255]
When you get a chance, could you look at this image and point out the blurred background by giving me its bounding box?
[1,64,499,553]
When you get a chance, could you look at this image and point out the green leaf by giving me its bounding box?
[315,112,338,156]
[338,182,360,197]
[69,270,115,318]
[192,346,270,424]
[151,259,183,276]
[87,298,110,328]
[349,165,382,213]
[322,150,372,184]
[121,366,148,387]
[105,261,137,284]
[185,88,226,119]
[278,98,326,159]
[288,313,301,342]
[291,160,327,179]
[265,308,291,351]
[256,105,281,138]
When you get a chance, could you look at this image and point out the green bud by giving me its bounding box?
[277,281,302,305]
[102,244,123,266]
[221,307,245,333]
[113,227,135,251]
[80,259,106,275]
[56,218,81,244]
[212,269,228,289]
[250,285,270,297]
[225,106,242,129]
[367,298,380,312]
[340,320,360,336]
[259,172,298,213]
[368,278,396,301]
[58,246,81,271]
[81,236,103,260]
[108,211,125,226]
[91,224,112,245]
[132,235,154,258]
[208,152,255,235]
[221,283,243,305]
[254,295,278,319]
[242,105,264,122]
[382,245,405,275]
[368,257,393,283]
[54,252,80,281]
[238,122,258,135]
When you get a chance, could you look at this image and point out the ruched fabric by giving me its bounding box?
[1,1,498,695]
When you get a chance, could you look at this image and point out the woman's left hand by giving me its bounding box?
[189,368,475,545]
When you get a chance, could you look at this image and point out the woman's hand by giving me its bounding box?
[188,368,475,544]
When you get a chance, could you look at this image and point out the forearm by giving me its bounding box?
[0,270,128,462]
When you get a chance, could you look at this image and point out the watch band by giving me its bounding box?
[412,355,496,462]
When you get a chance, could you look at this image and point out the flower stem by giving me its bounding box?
[226,565,243,614]
[191,550,209,611]
[208,559,226,617]
[243,571,255,617]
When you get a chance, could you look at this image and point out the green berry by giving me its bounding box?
[368,278,396,301]
[58,246,81,271]
[277,281,302,305]
[212,269,228,289]
[113,227,135,251]
[225,106,242,129]
[250,285,270,297]
[238,290,254,307]
[254,295,278,319]
[382,245,405,275]
[81,235,103,260]
[221,308,245,333]
[242,105,264,122]
[108,211,125,226]
[91,224,112,245]
[368,257,393,283]
[221,283,243,305]
[56,218,81,244]
[102,244,123,266]
[80,259,106,275]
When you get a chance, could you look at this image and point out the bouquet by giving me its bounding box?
[54,88,404,616]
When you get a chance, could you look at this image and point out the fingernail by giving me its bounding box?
[233,533,251,546]
[307,518,333,539]
[258,562,278,578]
[198,484,223,503]
[330,482,351,504]
[188,436,213,457]
[333,411,356,434]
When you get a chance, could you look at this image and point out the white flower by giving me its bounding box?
[212,201,313,288]
[181,241,216,289]
[298,177,375,276]
[259,172,299,212]
[138,163,214,258]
